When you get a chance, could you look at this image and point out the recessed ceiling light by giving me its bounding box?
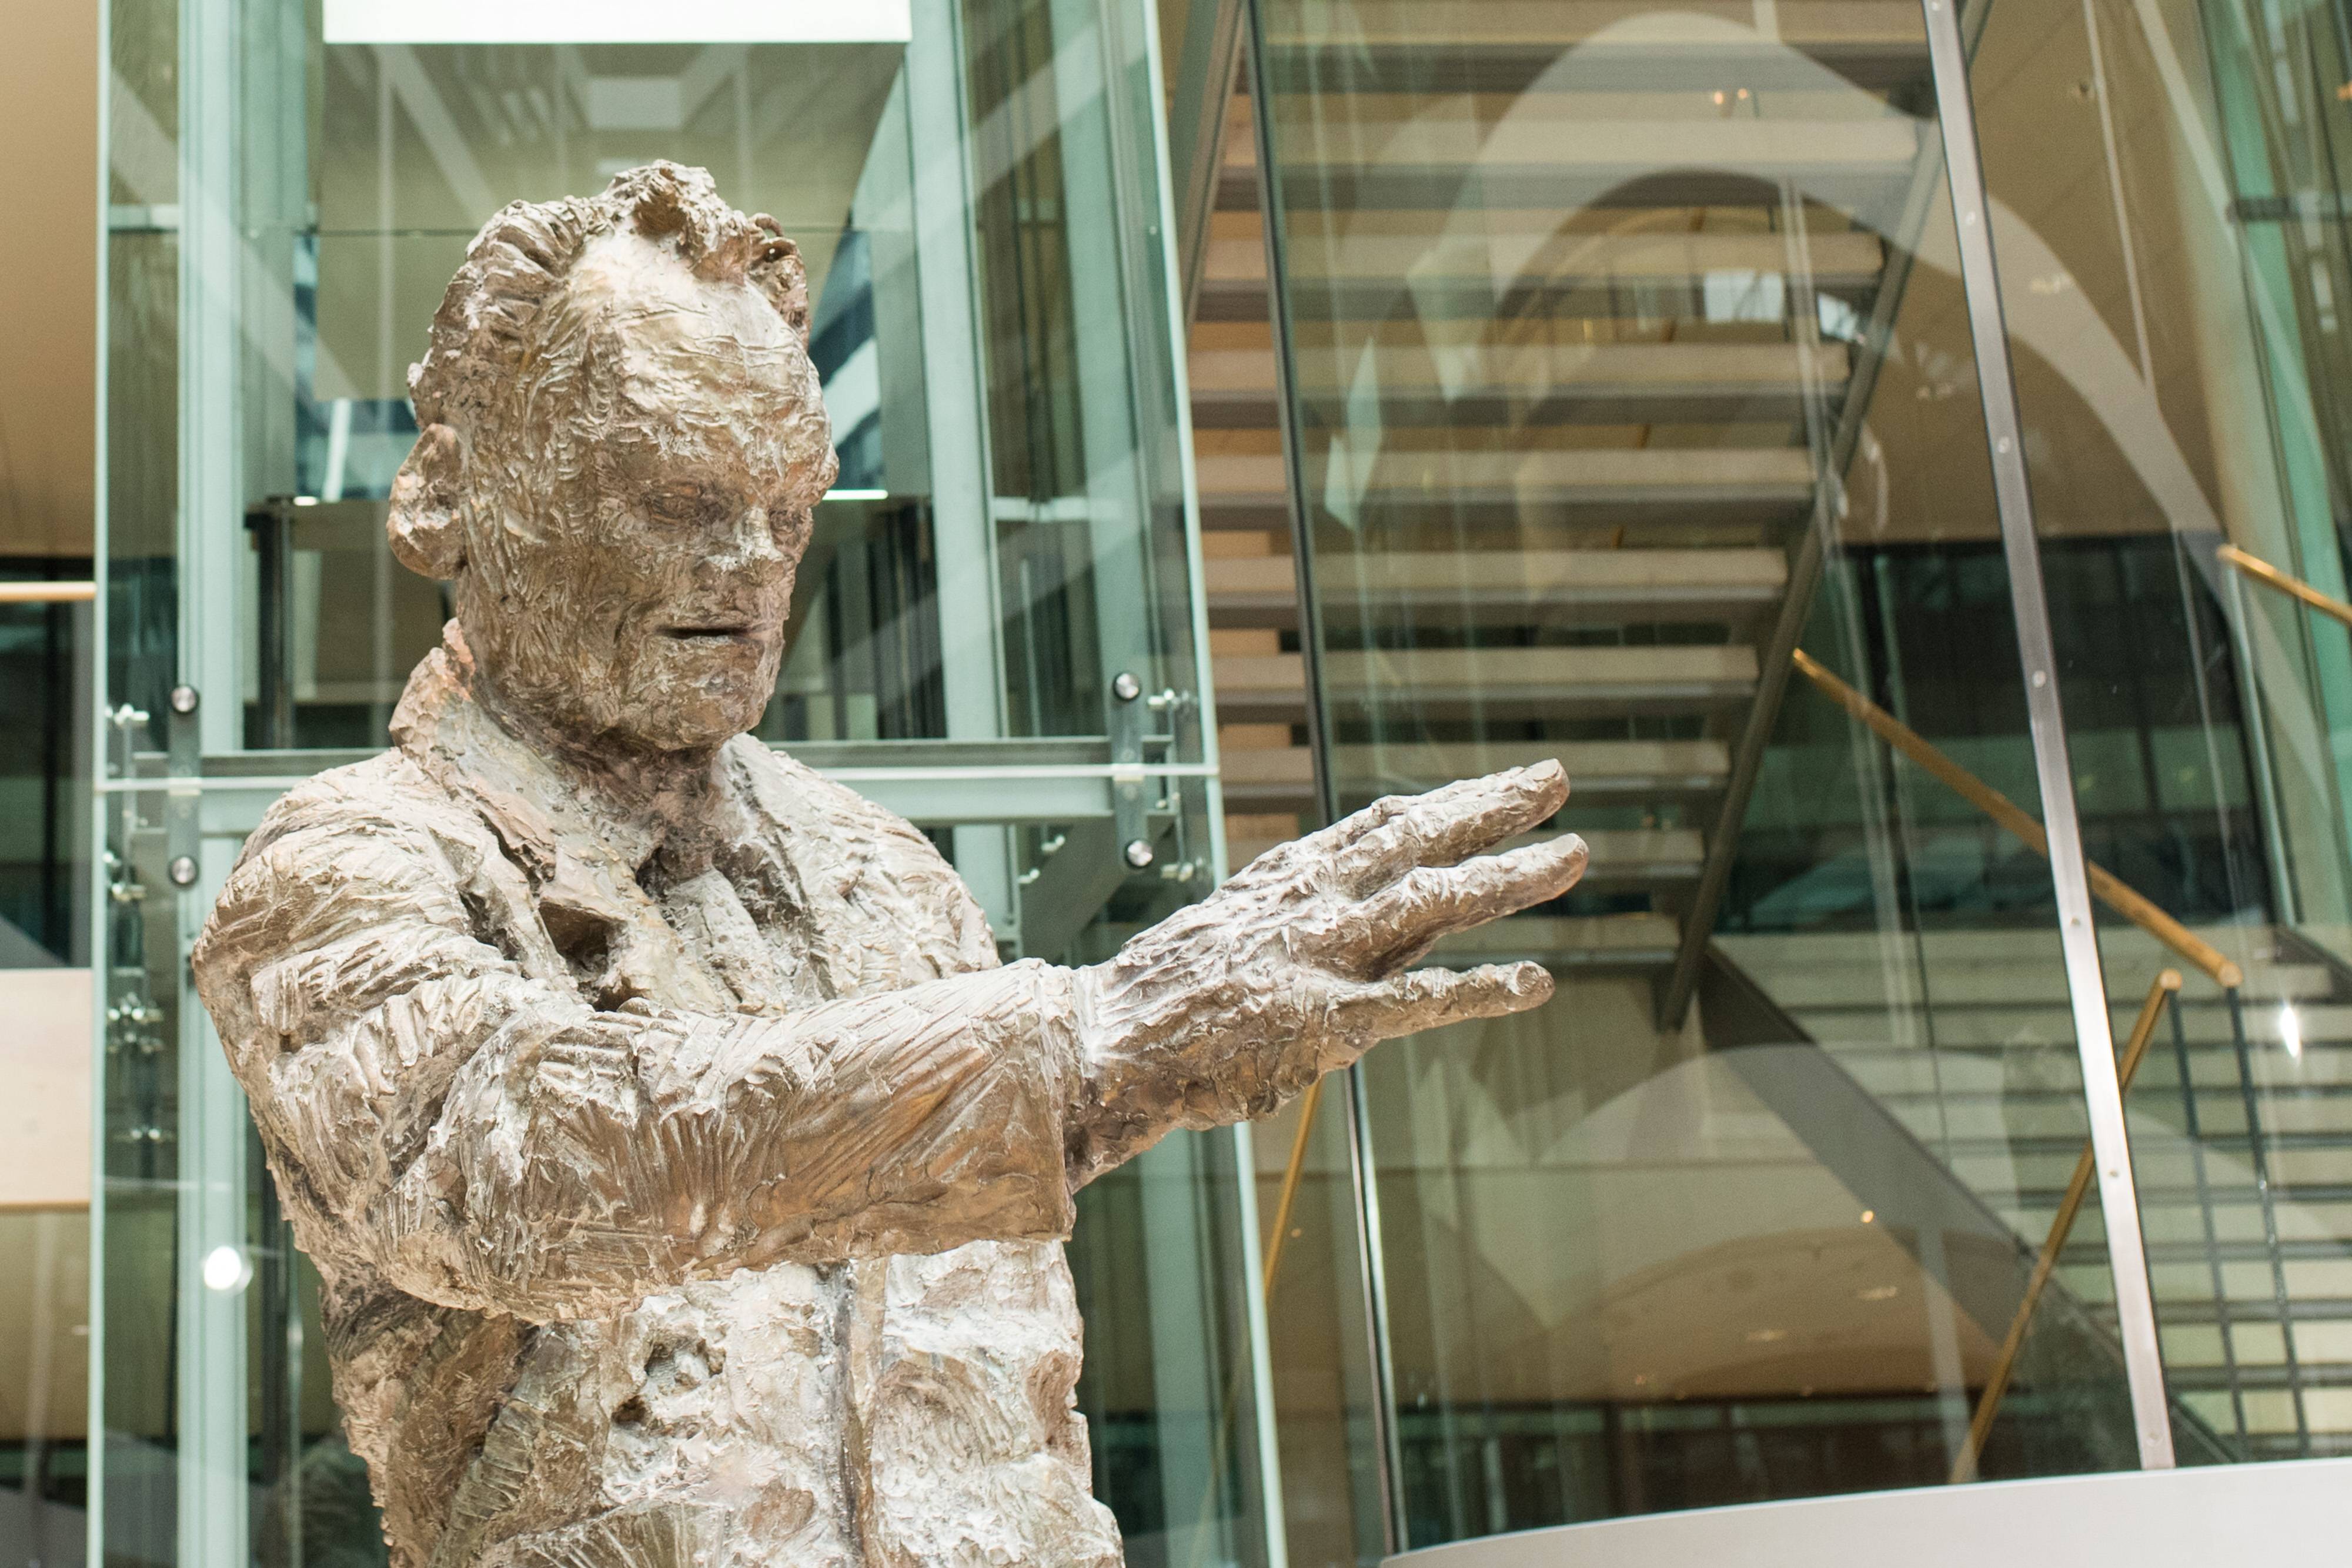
[324,0,911,45]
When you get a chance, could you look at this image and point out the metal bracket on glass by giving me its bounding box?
[103,702,173,1148]
[166,683,203,889]
[1107,672,1197,874]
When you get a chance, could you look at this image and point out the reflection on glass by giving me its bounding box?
[1235,0,2208,1549]
[1972,0,2352,1462]
[276,36,937,748]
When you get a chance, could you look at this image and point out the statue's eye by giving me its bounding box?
[646,486,710,524]
[769,502,810,542]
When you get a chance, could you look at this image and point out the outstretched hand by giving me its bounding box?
[1067,762,1584,1172]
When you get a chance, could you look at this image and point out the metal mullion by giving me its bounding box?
[1919,0,2176,1469]
[86,0,115,1559]
[1168,0,1247,327]
[1242,0,1404,1552]
[1133,2,1281,1556]
[908,0,1020,930]
[2167,992,2250,1452]
[178,1,258,1563]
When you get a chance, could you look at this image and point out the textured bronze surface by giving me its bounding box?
[192,163,1585,1567]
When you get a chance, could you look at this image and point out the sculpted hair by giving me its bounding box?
[406,161,811,433]
[387,162,823,580]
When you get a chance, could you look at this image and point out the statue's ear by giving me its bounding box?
[386,423,466,580]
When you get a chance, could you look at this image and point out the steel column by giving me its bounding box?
[1919,0,2175,1469]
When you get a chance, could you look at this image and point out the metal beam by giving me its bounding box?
[1167,0,1246,327]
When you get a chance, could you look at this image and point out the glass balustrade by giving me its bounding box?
[1967,0,2352,1464]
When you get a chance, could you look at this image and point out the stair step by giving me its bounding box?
[1716,936,2328,1006]
[1202,547,1786,628]
[1332,445,1819,520]
[1196,446,1820,527]
[1573,827,1703,888]
[1843,1093,2352,1146]
[1213,643,1759,720]
[1190,342,1853,428]
[1264,41,1930,100]
[1339,825,1701,890]
[1719,928,2301,968]
[1218,737,1731,809]
[1782,994,2351,1035]
[1197,228,1889,322]
[1262,1,1930,66]
[1439,912,1682,966]
[1747,969,2213,1009]
[1835,1065,2352,1114]
[1228,115,1922,213]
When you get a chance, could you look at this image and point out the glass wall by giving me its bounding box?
[1967,0,2352,1461]
[93,1,1268,1564]
[1213,0,2281,1558]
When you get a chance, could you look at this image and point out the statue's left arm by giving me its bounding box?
[195,763,1580,1319]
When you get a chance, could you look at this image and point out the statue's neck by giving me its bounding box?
[468,663,731,835]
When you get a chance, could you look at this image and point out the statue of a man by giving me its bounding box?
[192,163,1585,1568]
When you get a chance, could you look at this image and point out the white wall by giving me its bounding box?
[0,968,91,1209]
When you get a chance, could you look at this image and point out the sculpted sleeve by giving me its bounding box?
[193,793,1082,1323]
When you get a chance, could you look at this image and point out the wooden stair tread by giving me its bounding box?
[1262,2,1926,52]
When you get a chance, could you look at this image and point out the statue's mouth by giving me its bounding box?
[662,624,756,643]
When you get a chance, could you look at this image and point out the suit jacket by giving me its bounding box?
[192,627,1124,1568]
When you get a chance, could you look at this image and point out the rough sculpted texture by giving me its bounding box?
[192,163,1586,1567]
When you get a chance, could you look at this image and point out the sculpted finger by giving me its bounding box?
[1338,834,1587,974]
[1330,761,1568,894]
[1327,961,1555,1054]
[1282,789,1417,865]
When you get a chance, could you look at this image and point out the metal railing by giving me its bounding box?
[1791,648,2243,988]
[2219,542,2352,629]
[0,582,96,604]
[1792,644,2318,1462]
[1952,967,2180,1482]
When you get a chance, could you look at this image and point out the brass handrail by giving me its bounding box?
[0,581,96,604]
[1187,1075,1326,1564]
[2218,542,2352,630]
[1792,648,2244,989]
[1950,967,2182,1483]
[1260,1075,1324,1296]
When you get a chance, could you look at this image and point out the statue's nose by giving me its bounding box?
[716,507,789,573]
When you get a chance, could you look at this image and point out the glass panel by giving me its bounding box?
[1249,1074,1389,1568]
[1237,0,2210,1551]
[95,0,1252,1562]
[0,591,89,967]
[1970,0,2352,1462]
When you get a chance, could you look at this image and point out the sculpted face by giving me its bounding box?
[442,227,834,757]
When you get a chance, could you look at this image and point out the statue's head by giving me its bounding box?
[387,162,837,758]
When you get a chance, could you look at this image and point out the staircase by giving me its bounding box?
[1724,925,2352,1461]
[1184,6,1935,982]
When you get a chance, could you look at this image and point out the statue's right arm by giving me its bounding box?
[195,811,1087,1323]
